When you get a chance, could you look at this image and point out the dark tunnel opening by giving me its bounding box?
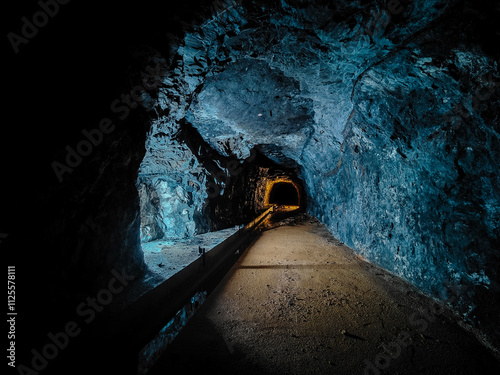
[268,182,299,206]
[4,0,500,373]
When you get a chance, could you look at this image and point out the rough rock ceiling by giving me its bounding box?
[136,0,500,348]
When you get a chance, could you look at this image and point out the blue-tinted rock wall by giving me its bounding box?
[136,0,499,347]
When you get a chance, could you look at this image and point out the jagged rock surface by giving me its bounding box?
[137,0,500,347]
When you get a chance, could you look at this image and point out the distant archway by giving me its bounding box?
[264,178,301,211]
[269,182,299,206]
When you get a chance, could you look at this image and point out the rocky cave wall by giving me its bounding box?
[14,0,497,351]
[134,0,499,347]
[137,118,211,242]
[137,127,304,242]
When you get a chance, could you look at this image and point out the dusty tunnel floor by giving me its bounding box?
[147,217,500,375]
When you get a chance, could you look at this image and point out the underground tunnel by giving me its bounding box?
[3,0,500,374]
[268,181,299,206]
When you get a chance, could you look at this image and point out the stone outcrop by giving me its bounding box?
[136,0,500,347]
[9,0,498,353]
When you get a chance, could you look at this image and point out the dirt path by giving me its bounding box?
[147,219,500,375]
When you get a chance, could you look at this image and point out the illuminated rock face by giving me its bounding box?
[186,58,314,163]
[137,119,210,240]
[137,0,500,344]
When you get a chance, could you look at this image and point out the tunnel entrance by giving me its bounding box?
[269,182,299,206]
[264,178,301,212]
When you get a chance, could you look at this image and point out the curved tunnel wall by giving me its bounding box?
[15,0,499,354]
[132,0,500,349]
[264,179,301,208]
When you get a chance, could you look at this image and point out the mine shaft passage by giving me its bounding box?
[269,182,299,206]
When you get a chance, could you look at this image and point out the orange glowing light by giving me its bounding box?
[264,178,300,212]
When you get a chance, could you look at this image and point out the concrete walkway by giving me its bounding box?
[147,218,500,375]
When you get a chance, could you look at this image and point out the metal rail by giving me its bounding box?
[66,206,277,375]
